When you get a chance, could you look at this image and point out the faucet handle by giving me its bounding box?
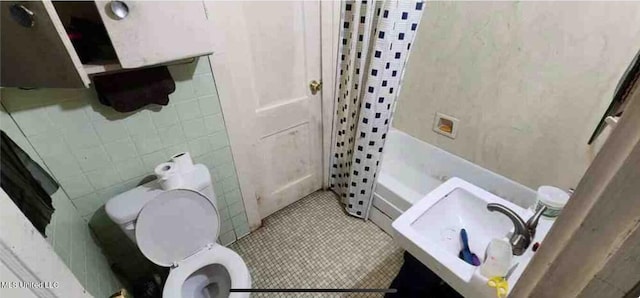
[526,205,547,239]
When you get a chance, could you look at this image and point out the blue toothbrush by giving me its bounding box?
[460,229,473,264]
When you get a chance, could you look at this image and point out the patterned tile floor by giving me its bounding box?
[230,191,404,297]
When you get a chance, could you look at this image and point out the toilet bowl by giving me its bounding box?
[106,164,251,298]
[163,245,250,297]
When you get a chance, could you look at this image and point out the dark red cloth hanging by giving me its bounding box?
[93,66,175,113]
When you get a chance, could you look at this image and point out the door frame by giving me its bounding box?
[205,1,341,230]
[511,74,640,296]
[0,189,90,298]
[320,0,341,189]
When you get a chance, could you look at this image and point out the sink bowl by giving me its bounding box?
[392,177,552,297]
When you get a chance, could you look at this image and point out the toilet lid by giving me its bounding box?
[135,189,220,267]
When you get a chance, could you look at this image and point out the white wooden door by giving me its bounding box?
[207,1,324,220]
[94,1,213,68]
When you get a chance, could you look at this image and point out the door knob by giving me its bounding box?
[309,80,322,95]
[110,1,129,20]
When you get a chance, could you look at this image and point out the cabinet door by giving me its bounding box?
[94,1,213,68]
[1,1,89,88]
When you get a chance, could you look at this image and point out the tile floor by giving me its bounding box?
[230,191,404,297]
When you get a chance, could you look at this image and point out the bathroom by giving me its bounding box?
[1,1,640,298]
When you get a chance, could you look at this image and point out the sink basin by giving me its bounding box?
[392,177,553,297]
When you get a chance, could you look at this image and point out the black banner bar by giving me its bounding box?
[230,288,397,293]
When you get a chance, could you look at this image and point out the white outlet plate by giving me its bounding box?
[433,112,459,139]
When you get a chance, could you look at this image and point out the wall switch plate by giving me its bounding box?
[433,112,459,139]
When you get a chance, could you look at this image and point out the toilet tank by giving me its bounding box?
[105,164,215,242]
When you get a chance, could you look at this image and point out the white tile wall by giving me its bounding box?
[1,57,250,294]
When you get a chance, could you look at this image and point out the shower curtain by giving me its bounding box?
[329,0,424,219]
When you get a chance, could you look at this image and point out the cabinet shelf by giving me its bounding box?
[83,61,122,75]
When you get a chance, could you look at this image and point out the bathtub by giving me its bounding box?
[370,128,537,235]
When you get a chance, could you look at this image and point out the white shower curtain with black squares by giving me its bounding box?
[329,0,424,219]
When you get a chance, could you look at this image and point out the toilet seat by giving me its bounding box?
[135,189,250,297]
[163,244,251,298]
[136,189,220,267]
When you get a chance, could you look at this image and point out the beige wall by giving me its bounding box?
[393,2,640,189]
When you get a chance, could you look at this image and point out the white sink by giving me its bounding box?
[392,177,553,297]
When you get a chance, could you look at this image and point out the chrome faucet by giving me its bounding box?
[486,203,547,256]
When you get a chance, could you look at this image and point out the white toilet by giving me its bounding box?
[105,164,251,298]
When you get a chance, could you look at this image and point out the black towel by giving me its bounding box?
[0,131,58,235]
[93,66,175,113]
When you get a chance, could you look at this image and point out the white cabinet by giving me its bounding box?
[1,0,213,88]
[95,1,212,68]
[0,1,90,88]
